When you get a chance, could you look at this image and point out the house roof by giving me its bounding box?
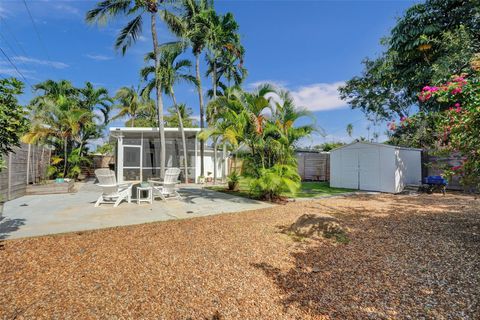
[109,127,201,133]
[330,141,423,152]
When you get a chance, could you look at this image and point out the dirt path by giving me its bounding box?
[1,193,479,319]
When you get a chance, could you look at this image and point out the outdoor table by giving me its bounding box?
[136,186,153,204]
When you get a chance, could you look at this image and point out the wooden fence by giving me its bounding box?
[0,144,51,201]
[228,152,331,181]
[296,151,330,181]
[423,152,464,190]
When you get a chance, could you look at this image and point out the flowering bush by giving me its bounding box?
[418,74,480,188]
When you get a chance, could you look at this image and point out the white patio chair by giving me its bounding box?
[149,168,181,200]
[94,169,132,207]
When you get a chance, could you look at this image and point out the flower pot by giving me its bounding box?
[228,181,239,191]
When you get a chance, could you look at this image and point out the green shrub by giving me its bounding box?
[248,164,301,201]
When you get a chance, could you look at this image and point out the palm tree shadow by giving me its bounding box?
[0,216,26,239]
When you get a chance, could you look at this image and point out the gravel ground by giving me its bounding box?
[1,193,479,319]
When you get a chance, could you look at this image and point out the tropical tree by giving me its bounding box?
[346,123,353,138]
[0,78,28,171]
[141,46,197,182]
[24,80,111,178]
[339,0,480,121]
[86,0,171,178]
[113,86,144,127]
[162,0,215,177]
[203,85,314,200]
[165,104,197,127]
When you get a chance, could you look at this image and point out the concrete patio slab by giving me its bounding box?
[0,182,273,240]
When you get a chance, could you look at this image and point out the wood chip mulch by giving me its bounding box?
[1,193,479,319]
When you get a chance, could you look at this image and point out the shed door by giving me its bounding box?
[359,149,381,191]
[341,149,359,189]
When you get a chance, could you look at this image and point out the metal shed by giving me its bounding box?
[330,141,422,193]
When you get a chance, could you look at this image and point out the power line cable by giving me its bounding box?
[22,0,52,62]
[0,16,29,57]
[0,46,32,87]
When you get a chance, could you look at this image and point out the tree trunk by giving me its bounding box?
[222,143,227,183]
[172,90,189,184]
[196,53,205,177]
[63,136,68,177]
[151,13,166,179]
[213,138,218,185]
[212,60,217,184]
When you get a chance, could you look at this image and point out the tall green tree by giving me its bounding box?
[141,47,197,182]
[113,86,144,127]
[165,104,197,127]
[203,85,314,200]
[0,78,28,170]
[25,80,95,177]
[162,0,214,177]
[339,0,480,121]
[86,0,171,178]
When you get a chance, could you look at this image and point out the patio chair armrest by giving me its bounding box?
[148,180,164,185]
[117,183,133,190]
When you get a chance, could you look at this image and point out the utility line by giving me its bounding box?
[0,46,32,87]
[22,0,52,62]
[0,17,29,57]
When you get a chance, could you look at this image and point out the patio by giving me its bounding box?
[0,181,272,240]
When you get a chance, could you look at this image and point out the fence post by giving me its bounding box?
[7,152,12,200]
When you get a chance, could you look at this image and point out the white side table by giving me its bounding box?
[136,186,153,204]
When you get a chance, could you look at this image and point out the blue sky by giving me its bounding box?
[0,0,417,147]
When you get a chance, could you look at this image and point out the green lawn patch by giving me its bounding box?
[207,180,355,200]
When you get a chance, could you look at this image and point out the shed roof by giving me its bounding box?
[330,141,422,152]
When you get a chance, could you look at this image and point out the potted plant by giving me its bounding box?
[198,175,205,184]
[227,172,240,191]
[206,171,212,182]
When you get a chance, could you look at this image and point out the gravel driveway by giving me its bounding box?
[1,193,479,319]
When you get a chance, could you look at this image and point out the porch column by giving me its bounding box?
[117,135,124,183]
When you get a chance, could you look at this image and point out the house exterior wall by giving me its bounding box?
[111,128,228,183]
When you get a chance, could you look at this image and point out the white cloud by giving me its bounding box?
[0,67,37,79]
[54,4,80,16]
[12,56,69,69]
[247,80,288,90]
[290,82,347,111]
[85,54,113,61]
[247,80,347,112]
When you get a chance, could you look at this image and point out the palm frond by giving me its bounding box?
[115,14,143,55]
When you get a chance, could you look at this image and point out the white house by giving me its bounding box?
[330,141,422,193]
[109,127,227,183]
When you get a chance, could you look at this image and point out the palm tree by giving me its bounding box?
[165,104,197,127]
[346,123,353,138]
[79,82,113,125]
[202,11,243,184]
[86,0,170,178]
[25,81,94,177]
[113,86,143,127]
[141,47,197,183]
[162,0,215,177]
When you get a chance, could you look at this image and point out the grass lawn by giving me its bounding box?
[208,180,355,199]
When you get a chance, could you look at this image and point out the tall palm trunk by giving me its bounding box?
[63,136,68,177]
[151,12,166,179]
[171,90,189,184]
[212,59,218,185]
[196,53,205,177]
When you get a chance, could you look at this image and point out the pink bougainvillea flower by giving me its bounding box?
[451,165,462,171]
[451,87,462,94]
[400,116,407,122]
[454,103,461,107]
[455,106,462,113]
